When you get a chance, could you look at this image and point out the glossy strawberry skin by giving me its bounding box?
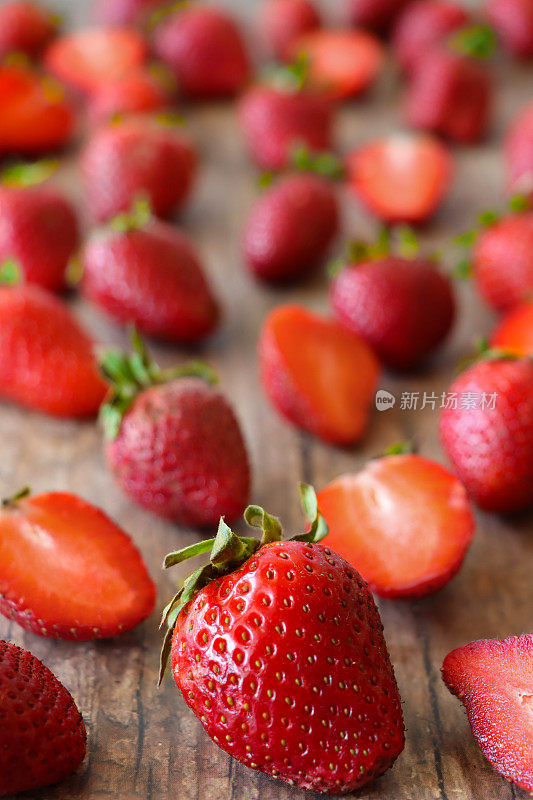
[172,541,405,794]
[346,0,409,33]
[0,285,107,417]
[87,69,170,126]
[93,0,161,26]
[486,0,533,58]
[0,1,56,58]
[82,220,220,341]
[0,641,86,797]
[473,212,533,312]
[0,492,156,640]
[238,86,334,170]
[153,5,250,99]
[0,186,79,292]
[243,173,339,282]
[392,0,469,73]
[80,118,197,222]
[505,102,533,198]
[106,378,250,527]
[442,634,533,793]
[439,358,533,512]
[260,0,321,60]
[491,302,533,356]
[404,50,491,143]
[331,258,456,370]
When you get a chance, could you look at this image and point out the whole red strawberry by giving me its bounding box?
[0,0,57,58]
[152,4,250,99]
[439,356,533,512]
[346,0,409,33]
[0,641,86,797]
[160,487,405,794]
[82,203,220,341]
[243,159,340,282]
[392,0,470,73]
[87,67,171,126]
[259,0,321,60]
[0,183,79,292]
[80,117,197,222]
[472,210,533,311]
[0,283,106,417]
[93,0,161,26]
[442,634,533,792]
[330,238,456,370]
[102,334,250,527]
[486,0,533,58]
[0,488,156,639]
[505,101,533,198]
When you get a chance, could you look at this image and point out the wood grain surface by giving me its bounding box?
[1,1,532,798]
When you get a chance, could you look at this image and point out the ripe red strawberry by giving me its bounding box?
[0,184,79,292]
[152,4,250,99]
[330,242,456,370]
[346,0,409,33]
[346,133,452,223]
[442,634,533,792]
[87,67,171,126]
[472,210,533,311]
[392,0,470,73]
[486,0,533,58]
[93,0,161,26]
[491,301,533,355]
[79,116,197,222]
[101,334,250,527]
[439,357,533,512]
[160,487,405,793]
[404,49,492,143]
[243,165,340,282]
[0,488,156,639]
[0,64,74,154]
[45,27,146,94]
[259,0,321,61]
[0,284,106,417]
[0,1,57,58]
[82,206,220,341]
[238,83,334,170]
[259,304,380,444]
[317,452,475,599]
[288,29,385,100]
[0,641,86,797]
[505,101,533,198]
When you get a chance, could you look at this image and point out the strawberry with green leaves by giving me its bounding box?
[160,485,405,794]
[0,1,58,59]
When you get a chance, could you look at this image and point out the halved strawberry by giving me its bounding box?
[490,302,533,356]
[317,453,475,598]
[44,28,146,93]
[0,489,156,640]
[289,28,385,99]
[442,634,533,793]
[346,132,452,223]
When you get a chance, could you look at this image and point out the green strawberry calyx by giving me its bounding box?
[158,483,329,684]
[456,337,523,373]
[259,146,345,189]
[1,486,31,507]
[262,51,309,93]
[449,24,498,59]
[0,259,22,286]
[99,329,218,440]
[1,158,59,188]
[110,196,153,234]
[328,226,424,277]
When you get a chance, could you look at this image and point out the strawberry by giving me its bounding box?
[439,356,533,512]
[330,235,456,370]
[346,132,453,224]
[160,486,405,793]
[472,210,533,311]
[79,116,197,222]
[259,304,380,444]
[81,202,220,341]
[0,640,86,796]
[491,301,533,355]
[0,1,57,58]
[288,29,385,100]
[392,0,470,73]
[0,182,79,292]
[0,64,74,154]
[243,153,341,282]
[101,333,250,527]
[346,0,409,33]
[93,0,162,26]
[87,67,172,126]
[44,27,146,94]
[486,0,533,58]
[317,451,475,599]
[505,101,533,198]
[0,488,155,640]
[152,4,250,99]
[0,283,106,417]
[259,0,321,61]
[442,634,533,792]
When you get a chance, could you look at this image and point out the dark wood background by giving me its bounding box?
[1,1,531,798]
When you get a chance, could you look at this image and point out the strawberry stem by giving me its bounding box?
[2,486,31,507]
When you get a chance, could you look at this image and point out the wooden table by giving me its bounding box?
[1,1,532,798]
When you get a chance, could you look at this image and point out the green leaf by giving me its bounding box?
[327,257,347,278]
[384,441,414,456]
[244,504,283,545]
[299,482,318,525]
[291,145,345,181]
[452,229,478,248]
[210,518,254,565]
[373,226,391,258]
[396,226,419,259]
[258,171,275,190]
[0,259,21,286]
[158,625,174,686]
[478,210,499,227]
[449,24,498,59]
[111,196,152,234]
[509,194,530,213]
[262,52,309,93]
[164,539,216,569]
[453,258,473,280]
[1,159,59,188]
[2,486,31,507]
